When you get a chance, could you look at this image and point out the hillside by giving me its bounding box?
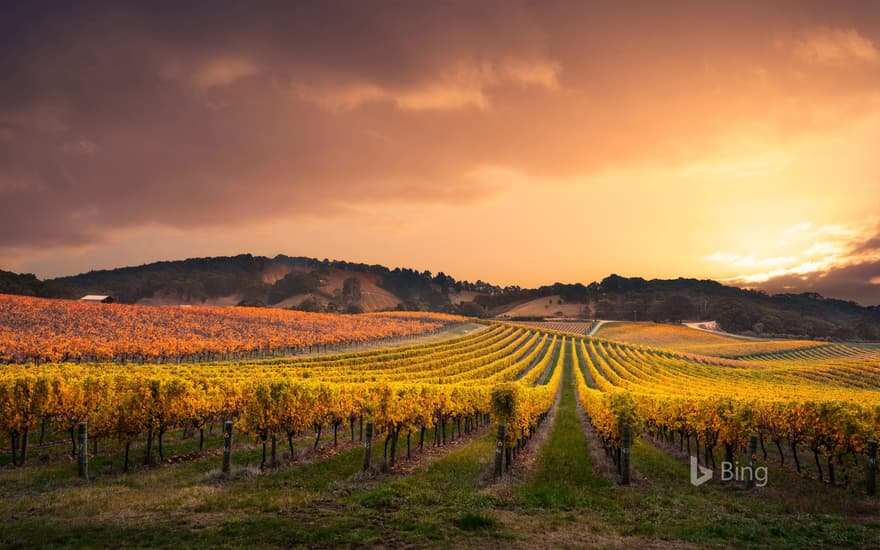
[0,269,44,296]
[496,295,587,319]
[584,275,880,341]
[2,257,879,340]
[593,321,825,357]
[21,254,481,314]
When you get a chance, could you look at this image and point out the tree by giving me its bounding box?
[342,277,362,307]
[457,301,487,318]
[649,295,695,322]
[294,296,324,312]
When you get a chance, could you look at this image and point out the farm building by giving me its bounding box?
[79,295,114,303]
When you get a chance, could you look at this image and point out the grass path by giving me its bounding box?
[517,346,612,509]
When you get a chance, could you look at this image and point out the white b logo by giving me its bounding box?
[690,456,713,486]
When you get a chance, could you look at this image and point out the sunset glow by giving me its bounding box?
[1,2,879,303]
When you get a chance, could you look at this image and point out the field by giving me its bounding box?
[506,320,595,335]
[0,294,462,363]
[495,295,587,319]
[594,321,828,358]
[1,309,879,548]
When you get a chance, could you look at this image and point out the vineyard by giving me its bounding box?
[1,316,879,547]
[593,321,825,357]
[1,324,567,470]
[0,294,463,363]
[507,320,596,335]
[574,335,880,483]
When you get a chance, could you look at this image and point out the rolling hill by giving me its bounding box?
[2,255,461,314]
[2,256,880,340]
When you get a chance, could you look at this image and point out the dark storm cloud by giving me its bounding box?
[1,1,879,250]
[754,261,880,306]
[0,1,560,248]
[753,227,880,305]
[854,235,880,254]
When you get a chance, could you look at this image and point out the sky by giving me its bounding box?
[1,1,880,304]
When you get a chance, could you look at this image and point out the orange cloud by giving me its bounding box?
[1,1,879,297]
[712,222,880,291]
[792,27,879,65]
[195,56,260,90]
[294,58,560,111]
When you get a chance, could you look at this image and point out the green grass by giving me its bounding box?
[2,358,879,548]
[517,351,613,509]
[456,510,497,531]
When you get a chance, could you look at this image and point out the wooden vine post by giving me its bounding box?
[222,420,233,476]
[746,434,759,489]
[77,422,88,480]
[867,439,877,496]
[494,423,506,479]
[363,422,374,472]
[621,424,631,485]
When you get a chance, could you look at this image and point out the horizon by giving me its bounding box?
[2,2,879,305]
[8,250,877,307]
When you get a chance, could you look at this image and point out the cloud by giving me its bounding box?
[684,153,791,179]
[0,172,44,194]
[194,56,260,90]
[1,0,879,264]
[753,260,880,305]
[724,223,880,304]
[792,27,879,65]
[294,58,560,112]
[295,79,493,112]
[0,103,70,134]
[61,138,99,156]
[784,222,812,235]
[855,235,880,254]
[706,252,803,271]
